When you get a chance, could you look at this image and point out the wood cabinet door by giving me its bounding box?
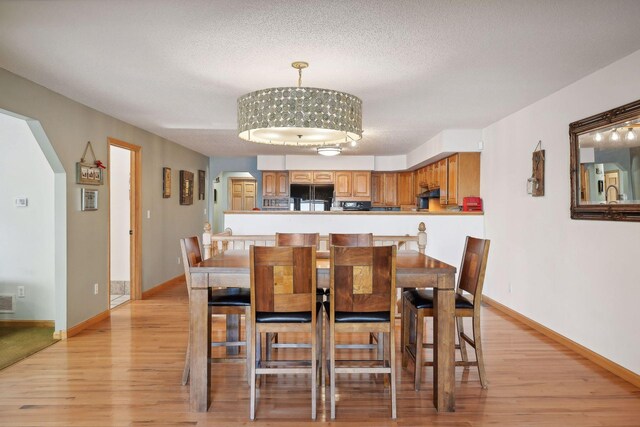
[426,164,434,189]
[397,171,415,206]
[313,171,334,184]
[289,171,313,184]
[438,159,448,204]
[276,172,289,197]
[383,173,397,206]
[262,172,276,197]
[447,154,458,205]
[335,171,352,197]
[371,173,384,205]
[244,181,256,210]
[352,171,371,197]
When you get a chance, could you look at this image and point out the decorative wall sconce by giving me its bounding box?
[527,140,545,197]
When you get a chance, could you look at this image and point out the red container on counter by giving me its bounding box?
[463,197,483,212]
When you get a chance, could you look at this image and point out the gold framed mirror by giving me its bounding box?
[570,99,640,221]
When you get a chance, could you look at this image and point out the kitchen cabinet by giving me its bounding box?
[335,172,352,197]
[289,171,313,184]
[439,153,480,206]
[372,172,398,206]
[335,171,371,200]
[313,171,334,184]
[397,171,415,206]
[262,171,289,197]
[438,159,448,203]
[289,170,334,184]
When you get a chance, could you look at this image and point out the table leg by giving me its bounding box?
[433,273,455,412]
[190,274,211,412]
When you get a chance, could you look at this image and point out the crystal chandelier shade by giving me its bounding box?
[237,62,362,147]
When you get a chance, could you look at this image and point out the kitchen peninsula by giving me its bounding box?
[223,210,483,268]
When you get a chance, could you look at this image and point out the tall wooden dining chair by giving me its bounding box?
[329,233,373,247]
[401,236,490,390]
[180,237,251,386]
[328,245,397,419]
[328,233,381,355]
[269,233,322,357]
[249,245,321,420]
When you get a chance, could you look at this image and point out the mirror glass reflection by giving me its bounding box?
[578,118,640,205]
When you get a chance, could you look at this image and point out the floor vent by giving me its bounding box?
[0,294,16,313]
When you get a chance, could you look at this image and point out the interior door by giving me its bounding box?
[604,170,620,202]
[230,178,256,210]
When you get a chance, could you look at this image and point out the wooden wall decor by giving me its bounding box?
[180,170,194,205]
[162,167,171,198]
[198,170,205,200]
[529,141,545,197]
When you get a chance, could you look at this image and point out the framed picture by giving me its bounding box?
[198,170,205,200]
[180,170,194,205]
[163,167,171,198]
[81,188,98,211]
[76,162,103,185]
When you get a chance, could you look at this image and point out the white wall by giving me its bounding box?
[109,146,130,282]
[481,49,640,374]
[224,213,484,269]
[0,113,55,320]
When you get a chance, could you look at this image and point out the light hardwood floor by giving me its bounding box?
[0,280,638,426]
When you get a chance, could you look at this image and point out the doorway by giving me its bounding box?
[604,170,620,202]
[229,178,256,211]
[108,138,141,308]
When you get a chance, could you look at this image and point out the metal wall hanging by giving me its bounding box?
[180,170,194,205]
[527,140,545,197]
[163,167,172,198]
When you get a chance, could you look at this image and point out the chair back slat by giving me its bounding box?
[251,246,316,313]
[331,246,395,313]
[457,237,491,298]
[329,233,373,247]
[180,236,202,294]
[276,232,320,249]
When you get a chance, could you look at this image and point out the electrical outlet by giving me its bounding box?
[17,286,25,298]
[94,283,99,295]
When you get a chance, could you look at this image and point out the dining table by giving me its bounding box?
[188,249,457,413]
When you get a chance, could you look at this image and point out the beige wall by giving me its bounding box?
[0,68,209,329]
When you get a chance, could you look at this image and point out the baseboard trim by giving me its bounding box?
[142,274,184,299]
[64,309,111,340]
[0,319,55,328]
[483,295,640,389]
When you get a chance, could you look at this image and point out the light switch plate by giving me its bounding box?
[15,197,28,207]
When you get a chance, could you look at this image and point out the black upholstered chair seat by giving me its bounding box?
[403,289,473,310]
[209,288,251,306]
[323,302,390,322]
[257,303,323,323]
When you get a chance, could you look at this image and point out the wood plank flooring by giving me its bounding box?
[0,280,638,426]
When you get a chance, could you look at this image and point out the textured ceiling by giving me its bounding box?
[1,0,640,157]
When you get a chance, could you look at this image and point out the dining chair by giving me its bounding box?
[179,236,251,386]
[401,236,490,390]
[268,233,322,358]
[328,245,397,419]
[249,245,321,420]
[328,233,382,356]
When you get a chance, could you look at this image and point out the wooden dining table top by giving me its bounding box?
[191,249,456,289]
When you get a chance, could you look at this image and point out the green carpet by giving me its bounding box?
[0,326,58,370]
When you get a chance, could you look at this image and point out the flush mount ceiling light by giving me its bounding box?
[237,61,362,148]
[317,146,342,156]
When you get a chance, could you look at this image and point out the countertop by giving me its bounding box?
[225,210,483,215]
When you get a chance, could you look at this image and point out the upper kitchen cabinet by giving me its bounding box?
[397,171,415,206]
[335,171,371,200]
[313,171,335,184]
[290,170,335,184]
[440,153,480,206]
[372,172,398,206]
[289,171,313,184]
[262,171,289,197]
